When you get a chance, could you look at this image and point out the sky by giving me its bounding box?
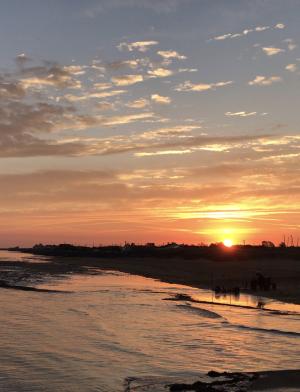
[0,0,300,247]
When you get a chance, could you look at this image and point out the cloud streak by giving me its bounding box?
[157,50,187,60]
[176,80,233,92]
[210,23,285,42]
[151,94,171,104]
[111,74,144,86]
[262,47,285,56]
[248,75,282,86]
[285,63,298,72]
[225,111,257,117]
[117,40,158,52]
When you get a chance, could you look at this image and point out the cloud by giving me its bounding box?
[94,133,270,157]
[285,63,298,72]
[255,26,269,32]
[178,68,198,73]
[151,94,171,104]
[0,79,26,98]
[225,111,257,117]
[0,169,242,215]
[117,40,158,52]
[100,112,156,126]
[0,54,279,164]
[135,149,191,157]
[248,75,282,86]
[175,80,233,92]
[0,107,87,157]
[212,33,232,41]
[19,64,82,90]
[126,98,150,109]
[147,68,173,78]
[262,47,285,56]
[0,110,163,158]
[64,89,126,102]
[139,125,200,139]
[0,61,161,158]
[63,65,86,75]
[43,129,270,160]
[105,60,140,70]
[111,74,143,86]
[210,25,269,41]
[60,112,159,130]
[157,50,186,60]
[93,83,113,90]
[210,23,285,42]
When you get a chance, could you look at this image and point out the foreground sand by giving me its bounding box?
[125,370,300,391]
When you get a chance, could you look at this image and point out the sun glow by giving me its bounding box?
[223,238,233,247]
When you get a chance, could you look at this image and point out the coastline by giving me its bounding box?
[1,252,300,304]
[57,255,300,305]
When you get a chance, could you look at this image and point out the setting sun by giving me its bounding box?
[223,239,233,248]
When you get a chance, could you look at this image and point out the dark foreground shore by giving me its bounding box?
[125,370,300,391]
[1,250,300,304]
[86,255,300,305]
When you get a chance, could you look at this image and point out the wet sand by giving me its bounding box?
[90,255,300,304]
[55,255,300,305]
[1,253,300,304]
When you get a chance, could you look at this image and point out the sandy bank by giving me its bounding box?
[1,253,300,304]
[70,255,300,305]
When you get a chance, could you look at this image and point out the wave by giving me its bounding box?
[231,323,300,337]
[176,303,223,319]
[0,280,70,293]
[177,303,299,336]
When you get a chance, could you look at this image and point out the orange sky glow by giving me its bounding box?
[0,2,299,247]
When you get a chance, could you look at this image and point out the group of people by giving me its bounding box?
[249,273,277,291]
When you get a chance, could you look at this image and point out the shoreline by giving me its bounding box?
[0,256,300,305]
[62,255,300,305]
[1,252,300,304]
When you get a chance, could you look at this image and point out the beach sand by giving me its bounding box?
[1,253,300,304]
[67,255,300,305]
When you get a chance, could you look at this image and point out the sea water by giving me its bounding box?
[0,251,299,391]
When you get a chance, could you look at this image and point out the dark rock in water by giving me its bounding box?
[207,370,256,381]
[169,381,217,391]
[164,293,193,301]
[169,372,257,391]
[207,371,222,378]
[169,383,191,391]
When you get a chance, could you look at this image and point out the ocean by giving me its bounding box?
[0,250,299,391]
